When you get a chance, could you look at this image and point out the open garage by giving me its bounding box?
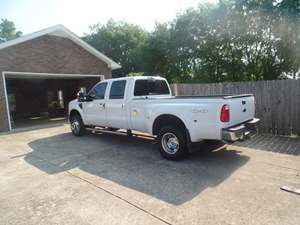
[0,25,120,131]
[4,72,104,129]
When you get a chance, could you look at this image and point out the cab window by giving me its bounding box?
[89,82,107,99]
[109,80,127,99]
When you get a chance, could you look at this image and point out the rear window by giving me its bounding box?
[134,79,170,96]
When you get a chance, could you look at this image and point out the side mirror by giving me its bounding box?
[77,91,85,102]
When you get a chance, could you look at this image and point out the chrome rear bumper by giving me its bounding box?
[222,118,260,142]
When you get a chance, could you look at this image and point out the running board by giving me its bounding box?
[85,127,155,139]
[86,127,128,136]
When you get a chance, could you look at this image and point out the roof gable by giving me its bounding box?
[0,25,121,70]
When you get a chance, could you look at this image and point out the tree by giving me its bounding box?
[142,23,172,77]
[275,0,300,79]
[84,1,300,82]
[233,0,300,79]
[0,19,22,43]
[83,19,149,76]
[157,0,300,82]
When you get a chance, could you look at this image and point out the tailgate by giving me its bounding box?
[227,95,255,126]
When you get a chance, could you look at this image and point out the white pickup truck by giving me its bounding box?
[68,76,259,160]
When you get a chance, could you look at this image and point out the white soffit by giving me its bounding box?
[3,71,105,80]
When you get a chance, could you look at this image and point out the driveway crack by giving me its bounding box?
[29,154,173,225]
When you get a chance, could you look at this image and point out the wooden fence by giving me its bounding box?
[170,80,300,136]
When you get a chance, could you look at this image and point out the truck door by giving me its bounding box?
[105,80,128,129]
[82,82,107,126]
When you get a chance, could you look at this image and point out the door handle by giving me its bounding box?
[100,103,105,109]
[122,103,125,109]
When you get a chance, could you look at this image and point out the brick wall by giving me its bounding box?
[0,35,113,131]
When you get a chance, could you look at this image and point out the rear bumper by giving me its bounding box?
[222,118,260,142]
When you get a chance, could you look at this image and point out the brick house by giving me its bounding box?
[0,25,121,131]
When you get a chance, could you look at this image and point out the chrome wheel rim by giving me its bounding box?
[161,132,179,154]
[71,120,80,134]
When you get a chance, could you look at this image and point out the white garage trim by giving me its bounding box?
[2,72,12,131]
[2,71,104,131]
[3,71,105,79]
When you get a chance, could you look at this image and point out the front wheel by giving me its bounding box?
[158,126,188,160]
[70,114,86,136]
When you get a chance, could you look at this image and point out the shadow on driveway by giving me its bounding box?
[25,132,249,205]
[234,134,300,156]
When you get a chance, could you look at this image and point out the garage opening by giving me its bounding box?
[4,72,102,130]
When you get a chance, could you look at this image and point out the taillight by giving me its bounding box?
[76,92,80,101]
[220,104,230,122]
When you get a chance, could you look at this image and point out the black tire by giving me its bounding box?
[158,126,188,160]
[70,114,86,136]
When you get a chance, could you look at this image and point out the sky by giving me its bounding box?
[0,0,218,36]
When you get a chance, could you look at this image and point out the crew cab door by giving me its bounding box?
[82,82,107,126]
[105,80,128,129]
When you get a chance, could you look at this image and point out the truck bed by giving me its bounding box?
[174,94,253,99]
[133,94,253,100]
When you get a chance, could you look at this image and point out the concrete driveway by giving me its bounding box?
[0,125,299,225]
